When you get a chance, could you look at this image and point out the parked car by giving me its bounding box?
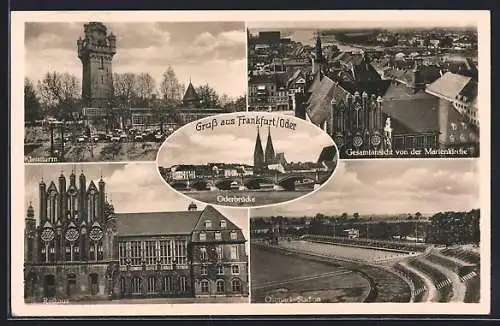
[76,135,87,143]
[154,133,165,142]
[119,133,128,141]
[134,134,143,141]
[110,135,121,142]
[90,135,99,142]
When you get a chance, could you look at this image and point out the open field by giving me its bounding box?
[251,245,371,303]
[251,242,412,303]
[281,240,412,262]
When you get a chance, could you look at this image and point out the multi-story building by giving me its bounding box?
[24,172,248,302]
[248,74,289,111]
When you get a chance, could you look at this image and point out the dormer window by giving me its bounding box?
[199,232,206,241]
[204,220,212,228]
[220,220,227,228]
[230,231,237,240]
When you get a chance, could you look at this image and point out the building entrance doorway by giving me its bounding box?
[43,275,56,298]
[66,274,77,298]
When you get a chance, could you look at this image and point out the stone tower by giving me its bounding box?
[253,127,264,174]
[264,126,276,165]
[77,22,116,108]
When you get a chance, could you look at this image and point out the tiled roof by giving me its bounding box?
[306,76,336,126]
[116,205,243,239]
[307,70,323,94]
[182,82,200,102]
[191,206,246,243]
[426,72,474,101]
[382,82,440,133]
[249,74,278,84]
[116,211,201,236]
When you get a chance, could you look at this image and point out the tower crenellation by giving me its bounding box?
[78,22,116,108]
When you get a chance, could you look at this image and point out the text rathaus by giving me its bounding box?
[24,171,248,301]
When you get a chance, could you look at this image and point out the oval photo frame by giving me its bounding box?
[156,112,339,208]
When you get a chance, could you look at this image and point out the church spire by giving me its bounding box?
[315,30,323,62]
[264,126,276,165]
[253,126,264,174]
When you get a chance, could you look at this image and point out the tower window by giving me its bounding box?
[101,76,104,84]
[100,57,104,70]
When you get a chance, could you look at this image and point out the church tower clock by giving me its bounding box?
[77,22,116,108]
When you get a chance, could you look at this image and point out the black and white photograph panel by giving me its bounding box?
[24,21,246,163]
[23,163,249,304]
[247,21,479,159]
[156,112,339,208]
[250,159,480,304]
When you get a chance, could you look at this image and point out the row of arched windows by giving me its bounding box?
[39,239,104,263]
[45,192,99,222]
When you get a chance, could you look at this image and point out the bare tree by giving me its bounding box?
[37,72,80,118]
[113,72,137,107]
[219,94,232,107]
[135,73,156,105]
[25,78,42,122]
[159,66,183,104]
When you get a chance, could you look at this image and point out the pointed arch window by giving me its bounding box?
[88,192,98,221]
[47,192,58,222]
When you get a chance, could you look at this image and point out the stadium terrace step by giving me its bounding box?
[393,263,428,302]
[441,248,480,265]
[408,258,453,302]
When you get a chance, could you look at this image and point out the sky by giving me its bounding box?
[251,159,479,217]
[248,20,478,31]
[24,22,246,98]
[156,113,334,166]
[24,163,249,244]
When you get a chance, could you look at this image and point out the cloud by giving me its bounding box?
[24,22,246,98]
[157,114,335,167]
[24,163,248,238]
[251,159,479,216]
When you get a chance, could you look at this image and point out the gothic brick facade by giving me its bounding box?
[24,173,248,302]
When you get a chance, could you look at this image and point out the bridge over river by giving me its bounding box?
[168,170,334,192]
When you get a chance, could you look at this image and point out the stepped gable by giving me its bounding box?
[116,211,201,236]
[191,205,246,243]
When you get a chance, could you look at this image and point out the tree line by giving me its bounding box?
[25,66,246,122]
[251,209,480,246]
